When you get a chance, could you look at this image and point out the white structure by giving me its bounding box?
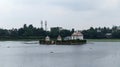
[45,36,50,41]
[57,35,62,41]
[106,33,112,36]
[41,20,43,29]
[64,31,84,40]
[64,36,71,40]
[71,31,83,40]
[45,20,47,31]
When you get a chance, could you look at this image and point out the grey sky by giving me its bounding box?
[0,0,120,30]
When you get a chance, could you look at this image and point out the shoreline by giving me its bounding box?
[0,39,40,41]
[87,39,120,42]
[0,39,120,42]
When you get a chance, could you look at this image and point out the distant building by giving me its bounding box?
[64,31,84,40]
[97,29,101,32]
[71,31,83,40]
[57,35,62,41]
[45,36,50,41]
[105,33,112,38]
[51,27,63,32]
[64,36,71,40]
[116,26,120,30]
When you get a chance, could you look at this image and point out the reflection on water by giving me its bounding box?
[0,41,120,67]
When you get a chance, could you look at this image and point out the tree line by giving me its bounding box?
[0,24,120,40]
[82,26,120,39]
[0,24,73,40]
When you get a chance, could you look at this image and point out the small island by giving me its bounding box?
[39,31,87,45]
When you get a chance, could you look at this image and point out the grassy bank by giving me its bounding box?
[0,36,44,41]
[87,39,120,42]
[0,39,40,41]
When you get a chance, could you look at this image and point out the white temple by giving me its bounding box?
[45,36,50,41]
[71,31,83,40]
[57,35,62,41]
[64,31,84,40]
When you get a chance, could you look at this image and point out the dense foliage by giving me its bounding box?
[82,26,120,39]
[0,24,120,39]
[0,24,73,40]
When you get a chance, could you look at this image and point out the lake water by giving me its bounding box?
[0,41,120,67]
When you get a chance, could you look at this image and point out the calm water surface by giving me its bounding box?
[0,41,120,67]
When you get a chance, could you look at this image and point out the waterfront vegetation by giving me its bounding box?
[0,24,120,40]
[87,39,120,42]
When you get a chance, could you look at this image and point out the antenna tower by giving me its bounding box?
[45,20,47,31]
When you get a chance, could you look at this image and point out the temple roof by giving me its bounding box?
[72,31,83,36]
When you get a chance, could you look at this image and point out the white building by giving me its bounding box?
[57,35,62,41]
[45,36,50,41]
[64,31,84,40]
[71,31,83,40]
[64,36,71,40]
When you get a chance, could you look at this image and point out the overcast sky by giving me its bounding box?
[0,0,120,30]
